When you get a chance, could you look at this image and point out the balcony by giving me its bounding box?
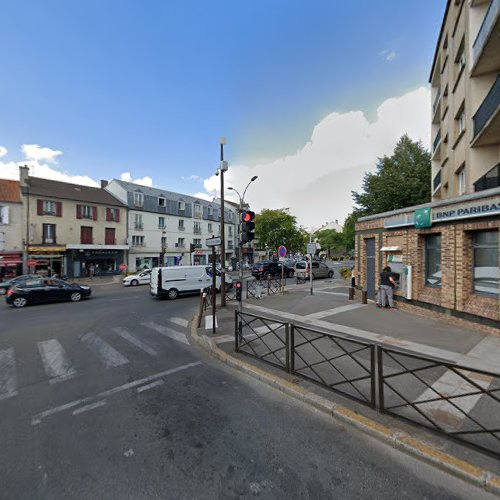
[471,0,500,76]
[193,228,202,234]
[432,129,442,160]
[474,163,500,191]
[472,75,500,146]
[432,89,441,124]
[158,224,166,230]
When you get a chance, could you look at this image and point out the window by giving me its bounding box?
[106,208,120,222]
[473,231,499,296]
[158,217,165,228]
[178,219,185,230]
[425,234,442,287]
[457,109,465,135]
[80,226,93,245]
[161,236,167,249]
[207,206,213,216]
[194,222,201,234]
[457,167,465,195]
[133,192,144,207]
[178,200,185,211]
[454,38,465,81]
[177,238,185,247]
[77,205,96,220]
[0,206,9,224]
[42,224,56,244]
[0,232,4,251]
[193,203,201,219]
[134,214,143,229]
[208,223,213,233]
[228,240,233,250]
[193,238,201,246]
[158,197,166,207]
[105,228,115,245]
[228,226,233,236]
[132,235,144,246]
[38,200,61,216]
[44,200,56,215]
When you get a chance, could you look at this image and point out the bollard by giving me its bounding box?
[362,290,368,304]
[348,287,355,300]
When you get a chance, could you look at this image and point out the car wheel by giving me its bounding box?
[70,292,82,302]
[167,288,179,300]
[328,271,334,278]
[12,297,27,308]
[131,279,139,286]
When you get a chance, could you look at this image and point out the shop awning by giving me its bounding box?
[380,246,401,252]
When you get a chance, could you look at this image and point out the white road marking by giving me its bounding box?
[205,315,218,330]
[141,321,189,345]
[136,379,164,393]
[112,327,158,356]
[170,317,189,329]
[214,335,235,344]
[31,361,201,425]
[72,400,106,416]
[81,332,129,368]
[37,339,77,384]
[0,348,18,401]
[306,303,366,320]
[314,290,349,297]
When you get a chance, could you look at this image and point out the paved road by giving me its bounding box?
[0,284,491,499]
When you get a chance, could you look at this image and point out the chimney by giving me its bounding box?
[335,219,338,224]
[101,180,109,188]
[19,165,30,187]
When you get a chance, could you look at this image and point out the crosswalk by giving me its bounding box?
[0,317,191,402]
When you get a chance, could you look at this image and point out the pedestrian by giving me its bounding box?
[89,264,95,280]
[377,266,397,309]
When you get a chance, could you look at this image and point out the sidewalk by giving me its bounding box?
[70,275,122,286]
[191,279,500,496]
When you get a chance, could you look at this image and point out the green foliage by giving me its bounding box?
[255,208,306,253]
[314,229,345,257]
[341,212,358,250]
[352,135,431,216]
[338,266,353,280]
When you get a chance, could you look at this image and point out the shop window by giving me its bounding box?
[425,234,442,287]
[473,231,499,296]
[43,224,56,244]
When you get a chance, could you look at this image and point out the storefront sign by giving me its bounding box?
[414,208,432,228]
[387,254,403,263]
[433,198,500,223]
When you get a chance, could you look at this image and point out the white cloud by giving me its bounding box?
[386,51,396,61]
[21,144,63,163]
[182,174,201,181]
[120,172,153,187]
[0,146,7,158]
[192,191,214,202]
[201,86,431,227]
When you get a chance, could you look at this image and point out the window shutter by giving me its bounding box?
[53,224,57,244]
[37,200,43,215]
[106,208,111,221]
[1,206,8,224]
[116,209,120,223]
[93,206,97,220]
[76,205,82,219]
[56,202,62,217]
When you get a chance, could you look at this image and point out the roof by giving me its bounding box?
[0,179,21,203]
[24,177,126,207]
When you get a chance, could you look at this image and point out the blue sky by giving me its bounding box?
[0,0,446,225]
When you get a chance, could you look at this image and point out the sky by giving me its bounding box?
[0,0,446,228]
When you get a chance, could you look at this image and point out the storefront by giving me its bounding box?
[66,245,128,278]
[27,246,67,277]
[0,252,23,280]
[355,189,500,332]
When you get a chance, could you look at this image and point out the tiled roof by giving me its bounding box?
[25,177,126,207]
[0,179,21,203]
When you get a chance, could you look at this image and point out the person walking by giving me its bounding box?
[377,266,397,309]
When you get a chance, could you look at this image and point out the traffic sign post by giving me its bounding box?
[206,236,221,334]
[278,245,287,294]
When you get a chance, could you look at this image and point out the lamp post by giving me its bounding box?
[218,137,228,306]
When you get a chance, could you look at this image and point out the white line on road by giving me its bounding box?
[170,317,189,329]
[31,361,201,425]
[137,380,164,393]
[37,339,77,384]
[305,303,366,320]
[0,348,18,401]
[72,400,107,416]
[141,321,189,345]
[112,327,158,356]
[314,290,349,297]
[81,332,129,368]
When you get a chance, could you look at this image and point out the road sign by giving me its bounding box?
[119,263,128,271]
[206,237,222,246]
[278,245,287,258]
[307,243,317,255]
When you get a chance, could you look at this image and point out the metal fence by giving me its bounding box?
[378,346,500,458]
[246,277,283,299]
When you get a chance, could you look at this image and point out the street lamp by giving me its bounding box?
[217,137,229,306]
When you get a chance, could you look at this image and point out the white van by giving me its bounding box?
[150,266,232,300]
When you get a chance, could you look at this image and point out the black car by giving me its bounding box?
[251,261,295,279]
[0,274,40,295]
[6,277,91,308]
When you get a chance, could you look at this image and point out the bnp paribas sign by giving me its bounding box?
[432,198,500,224]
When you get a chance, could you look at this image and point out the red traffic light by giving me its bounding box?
[235,281,242,288]
[242,210,255,222]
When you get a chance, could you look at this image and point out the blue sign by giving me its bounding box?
[278,245,287,258]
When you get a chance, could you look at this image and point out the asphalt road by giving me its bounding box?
[0,283,492,499]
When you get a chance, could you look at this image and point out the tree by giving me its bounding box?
[352,135,431,216]
[314,229,345,258]
[342,212,358,251]
[255,209,305,254]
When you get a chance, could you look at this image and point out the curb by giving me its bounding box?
[189,309,500,496]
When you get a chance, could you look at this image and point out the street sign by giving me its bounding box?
[119,263,128,271]
[206,237,222,246]
[307,243,317,254]
[278,245,287,258]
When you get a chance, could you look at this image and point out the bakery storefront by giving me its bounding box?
[66,245,128,278]
[27,246,67,277]
[355,189,500,332]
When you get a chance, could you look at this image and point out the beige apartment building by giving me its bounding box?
[0,180,23,279]
[430,0,499,198]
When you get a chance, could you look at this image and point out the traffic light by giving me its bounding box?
[241,210,255,244]
[235,280,242,301]
[190,243,196,253]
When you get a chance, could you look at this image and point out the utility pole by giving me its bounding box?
[219,137,227,307]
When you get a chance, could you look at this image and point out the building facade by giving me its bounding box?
[105,180,238,272]
[0,180,23,279]
[355,0,499,331]
[19,167,128,278]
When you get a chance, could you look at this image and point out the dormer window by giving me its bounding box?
[178,200,185,211]
[158,197,166,207]
[207,206,213,216]
[134,192,144,207]
[193,203,201,219]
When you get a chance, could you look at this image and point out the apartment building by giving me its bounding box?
[0,180,23,279]
[105,179,238,272]
[19,167,128,277]
[355,0,499,332]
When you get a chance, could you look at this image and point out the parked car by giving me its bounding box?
[295,261,334,279]
[123,269,152,286]
[6,277,91,308]
[251,261,295,280]
[0,274,40,295]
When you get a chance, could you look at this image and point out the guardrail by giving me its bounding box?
[246,277,284,299]
[234,310,500,458]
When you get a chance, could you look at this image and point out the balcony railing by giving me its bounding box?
[474,163,500,192]
[432,88,441,114]
[178,226,185,231]
[473,74,500,139]
[134,223,144,230]
[193,228,202,234]
[432,129,441,152]
[472,0,500,68]
[433,170,442,192]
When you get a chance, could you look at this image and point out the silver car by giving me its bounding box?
[295,261,334,279]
